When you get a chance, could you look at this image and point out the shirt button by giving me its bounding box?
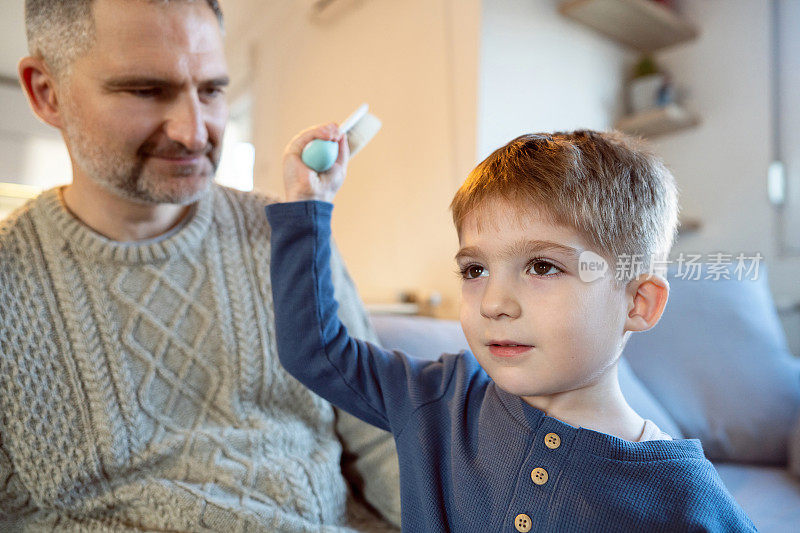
[544,432,561,449]
[514,513,532,532]
[531,467,549,485]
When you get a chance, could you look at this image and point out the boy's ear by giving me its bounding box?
[18,56,65,130]
[623,274,670,333]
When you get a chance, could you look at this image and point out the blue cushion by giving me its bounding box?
[369,314,683,439]
[369,314,468,360]
[790,415,800,478]
[623,266,800,464]
[617,356,684,438]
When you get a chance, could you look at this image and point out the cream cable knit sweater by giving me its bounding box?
[0,185,397,532]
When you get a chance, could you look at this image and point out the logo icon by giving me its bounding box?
[578,251,608,283]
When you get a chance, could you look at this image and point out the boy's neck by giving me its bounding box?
[521,366,645,442]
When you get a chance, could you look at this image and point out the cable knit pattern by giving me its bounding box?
[0,185,389,532]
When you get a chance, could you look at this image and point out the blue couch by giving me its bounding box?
[368,267,800,532]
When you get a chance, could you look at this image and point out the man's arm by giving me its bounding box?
[0,432,34,529]
[0,247,36,529]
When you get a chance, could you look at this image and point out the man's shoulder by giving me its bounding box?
[0,196,48,316]
[0,195,43,258]
[212,184,280,213]
[211,185,282,235]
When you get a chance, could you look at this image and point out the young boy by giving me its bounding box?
[266,126,756,532]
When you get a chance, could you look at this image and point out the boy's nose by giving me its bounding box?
[480,280,522,320]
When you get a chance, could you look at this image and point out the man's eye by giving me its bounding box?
[527,260,561,277]
[461,265,487,279]
[129,88,163,98]
[201,87,225,99]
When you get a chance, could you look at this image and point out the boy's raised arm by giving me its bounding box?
[266,124,456,434]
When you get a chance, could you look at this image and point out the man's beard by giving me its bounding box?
[64,121,220,206]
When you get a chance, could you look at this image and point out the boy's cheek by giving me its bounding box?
[459,286,484,315]
[458,294,481,331]
[458,298,475,325]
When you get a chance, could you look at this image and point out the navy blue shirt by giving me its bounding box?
[266,201,756,533]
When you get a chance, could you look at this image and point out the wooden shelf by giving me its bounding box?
[614,104,700,138]
[559,0,699,52]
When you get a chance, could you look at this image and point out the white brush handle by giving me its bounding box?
[300,103,380,173]
[340,103,369,134]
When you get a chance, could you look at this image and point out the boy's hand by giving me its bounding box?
[283,123,350,203]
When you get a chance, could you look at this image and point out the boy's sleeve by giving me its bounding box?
[265,201,455,433]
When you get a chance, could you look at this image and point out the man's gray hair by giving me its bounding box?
[25,0,224,75]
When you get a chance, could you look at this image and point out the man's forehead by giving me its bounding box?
[81,0,227,82]
[90,0,225,61]
[99,57,228,83]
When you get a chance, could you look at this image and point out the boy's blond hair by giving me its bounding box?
[451,130,679,282]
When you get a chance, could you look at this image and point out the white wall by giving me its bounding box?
[653,0,800,353]
[0,84,71,189]
[224,0,798,348]
[224,0,631,317]
[778,0,800,253]
[477,0,632,157]
[0,0,28,78]
[0,133,25,183]
[224,0,482,318]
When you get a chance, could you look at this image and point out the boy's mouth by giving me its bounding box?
[487,341,533,358]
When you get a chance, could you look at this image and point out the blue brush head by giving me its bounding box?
[301,139,339,173]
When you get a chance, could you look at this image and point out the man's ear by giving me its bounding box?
[18,56,64,129]
[623,274,670,333]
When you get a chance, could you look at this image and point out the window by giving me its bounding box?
[216,94,255,192]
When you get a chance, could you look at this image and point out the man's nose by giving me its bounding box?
[164,92,208,152]
[480,277,522,320]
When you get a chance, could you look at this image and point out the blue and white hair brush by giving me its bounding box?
[300,103,382,173]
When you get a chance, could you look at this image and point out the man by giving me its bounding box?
[0,0,399,530]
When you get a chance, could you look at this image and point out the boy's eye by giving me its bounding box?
[527,260,561,277]
[461,265,488,279]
